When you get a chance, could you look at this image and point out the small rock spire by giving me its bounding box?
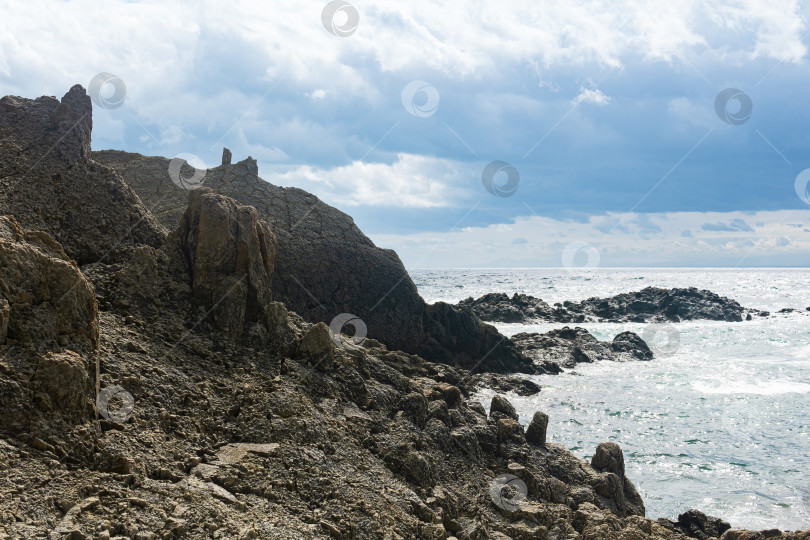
[222,147,232,166]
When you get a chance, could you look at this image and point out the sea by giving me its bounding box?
[410,268,810,531]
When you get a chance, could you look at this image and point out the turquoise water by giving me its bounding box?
[411,268,810,530]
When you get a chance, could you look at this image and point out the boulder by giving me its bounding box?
[525,411,549,447]
[489,395,518,421]
[166,188,277,338]
[297,322,335,371]
[591,442,625,476]
[676,509,731,540]
[611,331,653,360]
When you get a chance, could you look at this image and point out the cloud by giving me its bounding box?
[371,210,810,267]
[264,153,473,208]
[573,87,611,106]
[700,218,754,232]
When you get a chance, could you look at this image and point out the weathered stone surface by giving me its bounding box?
[525,411,549,447]
[0,297,9,344]
[32,351,95,421]
[0,215,98,352]
[0,86,164,265]
[297,322,335,370]
[166,188,277,338]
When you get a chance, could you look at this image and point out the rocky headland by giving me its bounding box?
[0,85,807,539]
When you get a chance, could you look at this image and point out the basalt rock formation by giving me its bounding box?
[93,148,532,373]
[461,287,751,324]
[0,85,806,539]
[512,327,653,371]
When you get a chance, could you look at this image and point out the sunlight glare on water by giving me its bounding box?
[412,268,810,530]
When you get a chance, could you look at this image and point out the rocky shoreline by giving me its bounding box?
[0,85,807,539]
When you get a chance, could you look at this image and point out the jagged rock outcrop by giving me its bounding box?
[460,287,750,324]
[0,215,98,352]
[0,86,164,265]
[512,326,653,371]
[93,149,531,373]
[590,442,646,517]
[0,216,98,438]
[166,188,277,339]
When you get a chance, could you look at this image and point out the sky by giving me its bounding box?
[1,0,810,267]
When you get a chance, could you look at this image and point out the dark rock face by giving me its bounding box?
[675,509,732,540]
[461,287,749,324]
[0,87,164,265]
[93,150,531,373]
[166,188,277,339]
[512,327,652,370]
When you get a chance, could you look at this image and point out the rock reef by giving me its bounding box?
[460,287,751,324]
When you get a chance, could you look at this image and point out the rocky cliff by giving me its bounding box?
[0,85,806,539]
[92,149,532,373]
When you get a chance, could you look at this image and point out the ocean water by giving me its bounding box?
[411,268,810,530]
